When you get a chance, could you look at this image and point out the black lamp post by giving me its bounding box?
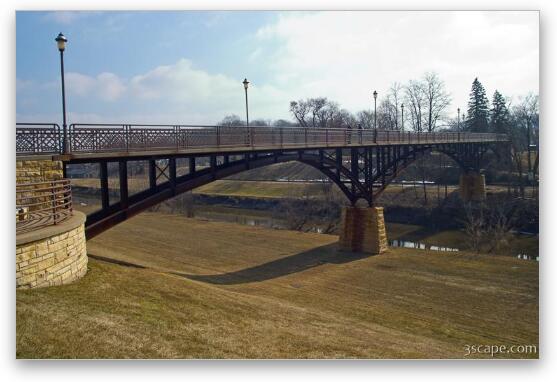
[55,32,69,153]
[243,78,250,127]
[457,107,460,131]
[243,78,250,145]
[401,103,404,132]
[373,90,378,130]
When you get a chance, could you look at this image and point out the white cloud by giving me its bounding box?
[97,73,126,101]
[256,11,539,116]
[127,58,291,121]
[65,72,125,101]
[42,11,92,25]
[20,58,292,124]
[19,11,538,125]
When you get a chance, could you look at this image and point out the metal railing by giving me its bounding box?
[16,123,508,155]
[16,123,61,154]
[16,179,73,234]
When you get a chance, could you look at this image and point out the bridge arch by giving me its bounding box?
[84,151,363,237]
[369,142,505,200]
[80,141,506,238]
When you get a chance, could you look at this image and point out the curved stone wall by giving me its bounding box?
[16,211,88,289]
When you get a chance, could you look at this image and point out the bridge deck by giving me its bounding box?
[54,138,505,162]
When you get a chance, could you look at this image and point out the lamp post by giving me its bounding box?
[401,103,404,132]
[243,78,250,126]
[373,90,378,130]
[55,33,69,153]
[243,78,250,145]
[527,116,532,184]
[457,107,460,131]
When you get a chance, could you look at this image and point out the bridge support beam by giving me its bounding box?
[339,206,388,254]
[459,172,486,202]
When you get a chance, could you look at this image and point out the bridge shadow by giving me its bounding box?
[173,243,372,285]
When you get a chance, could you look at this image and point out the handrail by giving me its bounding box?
[16,123,61,154]
[16,179,73,234]
[16,122,508,155]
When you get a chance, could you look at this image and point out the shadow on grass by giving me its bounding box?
[174,243,373,285]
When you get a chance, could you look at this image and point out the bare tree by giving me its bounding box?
[508,93,539,197]
[423,72,451,132]
[219,114,244,126]
[486,198,515,253]
[377,99,396,130]
[462,202,485,253]
[404,79,426,132]
[356,110,374,129]
[290,101,311,127]
[249,118,271,127]
[277,186,313,231]
[388,82,403,130]
[316,182,345,234]
[290,98,347,128]
[272,119,298,127]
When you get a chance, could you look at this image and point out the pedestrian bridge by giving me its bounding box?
[16,123,509,253]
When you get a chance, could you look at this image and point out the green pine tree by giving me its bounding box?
[466,78,489,132]
[490,90,510,134]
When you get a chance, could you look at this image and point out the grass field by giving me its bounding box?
[16,212,538,359]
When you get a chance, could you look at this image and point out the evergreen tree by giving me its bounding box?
[466,78,489,132]
[490,90,510,134]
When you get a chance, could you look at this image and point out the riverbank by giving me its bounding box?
[69,178,539,257]
[17,212,538,359]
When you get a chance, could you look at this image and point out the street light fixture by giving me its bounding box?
[401,103,404,132]
[55,32,69,153]
[373,90,378,130]
[243,78,250,145]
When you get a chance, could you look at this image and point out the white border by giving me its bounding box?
[2,1,553,381]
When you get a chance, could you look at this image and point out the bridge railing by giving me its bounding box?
[16,123,508,155]
[16,179,73,234]
[16,123,61,155]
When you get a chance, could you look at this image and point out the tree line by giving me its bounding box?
[218,74,539,191]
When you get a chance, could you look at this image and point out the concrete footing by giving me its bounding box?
[459,172,486,202]
[339,206,388,254]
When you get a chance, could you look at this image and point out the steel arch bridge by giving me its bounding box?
[16,123,509,238]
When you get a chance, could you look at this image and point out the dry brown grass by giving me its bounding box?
[17,213,538,359]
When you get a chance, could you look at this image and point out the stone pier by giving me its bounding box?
[459,172,486,202]
[339,206,388,254]
[16,158,63,183]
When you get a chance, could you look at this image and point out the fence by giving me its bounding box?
[16,123,508,155]
[16,123,62,154]
[16,179,73,234]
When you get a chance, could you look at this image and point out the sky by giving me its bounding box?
[16,10,539,125]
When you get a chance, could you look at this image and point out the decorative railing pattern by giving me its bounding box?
[16,179,73,234]
[16,123,62,154]
[16,123,508,155]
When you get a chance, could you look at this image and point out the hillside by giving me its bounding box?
[16,212,538,359]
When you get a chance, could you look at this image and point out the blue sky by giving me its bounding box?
[16,11,539,125]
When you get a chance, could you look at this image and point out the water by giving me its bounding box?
[516,254,539,261]
[72,199,538,260]
[389,239,459,252]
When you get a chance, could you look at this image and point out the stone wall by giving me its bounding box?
[339,206,388,254]
[16,159,63,184]
[459,173,486,202]
[16,212,88,289]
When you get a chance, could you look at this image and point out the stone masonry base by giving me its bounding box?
[16,212,88,289]
[339,206,388,254]
[459,173,486,202]
[16,159,63,184]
